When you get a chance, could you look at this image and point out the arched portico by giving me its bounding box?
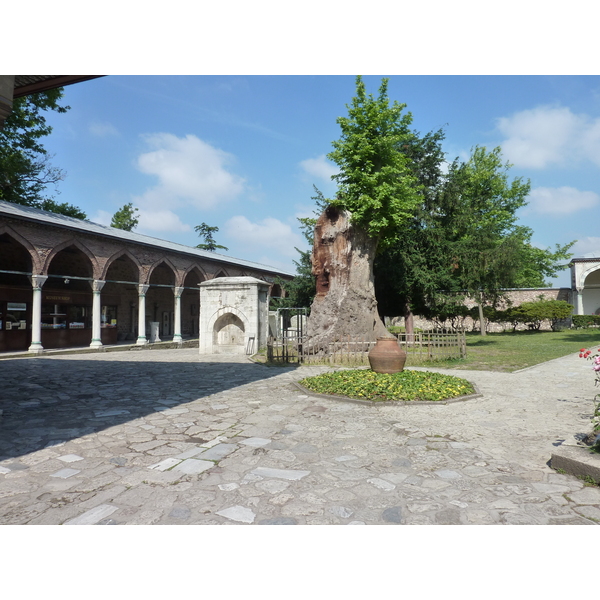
[571,258,600,315]
[0,200,293,354]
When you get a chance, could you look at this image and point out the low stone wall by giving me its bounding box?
[391,288,573,333]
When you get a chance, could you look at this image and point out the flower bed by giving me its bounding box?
[299,369,475,402]
[579,347,600,446]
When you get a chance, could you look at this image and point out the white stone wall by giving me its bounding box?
[571,259,600,315]
[199,277,270,354]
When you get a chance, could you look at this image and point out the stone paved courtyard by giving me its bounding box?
[1,346,600,525]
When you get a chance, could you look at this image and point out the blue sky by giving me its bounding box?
[40,75,600,286]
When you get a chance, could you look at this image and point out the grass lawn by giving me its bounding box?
[443,329,600,372]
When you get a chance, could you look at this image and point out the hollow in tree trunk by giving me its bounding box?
[306,207,389,352]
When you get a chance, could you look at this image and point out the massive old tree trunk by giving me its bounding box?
[306,206,390,351]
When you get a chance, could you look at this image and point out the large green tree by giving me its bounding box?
[446,147,533,334]
[111,202,139,231]
[0,89,86,219]
[306,76,422,348]
[375,143,574,335]
[374,126,452,335]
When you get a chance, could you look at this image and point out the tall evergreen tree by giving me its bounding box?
[195,223,228,252]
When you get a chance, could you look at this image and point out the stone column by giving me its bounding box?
[90,280,106,348]
[173,286,183,344]
[576,287,584,315]
[28,275,48,354]
[137,284,149,345]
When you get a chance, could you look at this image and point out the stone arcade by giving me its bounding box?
[0,201,291,354]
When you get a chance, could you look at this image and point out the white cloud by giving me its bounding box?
[90,209,112,226]
[299,154,338,182]
[137,209,191,233]
[496,105,600,168]
[89,122,119,137]
[572,237,600,257]
[223,215,305,260]
[90,206,190,234]
[135,133,245,210]
[526,186,600,215]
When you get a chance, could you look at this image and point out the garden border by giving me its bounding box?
[550,445,600,484]
[292,381,482,406]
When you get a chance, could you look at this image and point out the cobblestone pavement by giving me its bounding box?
[1,347,599,525]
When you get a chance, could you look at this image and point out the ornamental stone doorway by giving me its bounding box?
[199,277,270,355]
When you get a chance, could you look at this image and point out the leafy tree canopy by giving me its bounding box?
[512,240,575,288]
[0,89,87,219]
[375,142,575,320]
[326,76,422,248]
[111,202,139,231]
[195,223,228,252]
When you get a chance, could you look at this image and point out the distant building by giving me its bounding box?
[570,254,600,316]
[0,200,291,353]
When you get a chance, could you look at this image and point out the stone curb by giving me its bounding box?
[551,445,600,484]
[0,339,199,360]
[292,381,482,407]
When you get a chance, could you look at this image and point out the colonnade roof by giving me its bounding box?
[12,76,103,99]
[0,200,294,278]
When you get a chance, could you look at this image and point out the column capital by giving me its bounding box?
[91,279,106,293]
[29,274,48,290]
[138,284,149,296]
[173,286,184,298]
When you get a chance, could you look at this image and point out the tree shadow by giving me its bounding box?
[466,338,497,347]
[0,355,298,463]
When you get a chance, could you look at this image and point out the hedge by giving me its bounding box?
[572,315,600,328]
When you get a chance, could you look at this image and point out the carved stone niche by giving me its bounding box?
[199,276,270,355]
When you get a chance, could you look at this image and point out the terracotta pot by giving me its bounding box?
[368,336,406,374]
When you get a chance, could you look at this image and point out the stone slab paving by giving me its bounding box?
[0,347,599,525]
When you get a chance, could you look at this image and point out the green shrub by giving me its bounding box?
[493,299,573,332]
[573,315,600,329]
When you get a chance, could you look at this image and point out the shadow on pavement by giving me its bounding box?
[0,355,298,462]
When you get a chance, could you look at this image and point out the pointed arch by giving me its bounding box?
[43,238,97,277]
[147,256,178,282]
[0,224,41,273]
[102,248,142,281]
[183,264,207,286]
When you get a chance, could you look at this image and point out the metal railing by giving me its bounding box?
[266,329,466,365]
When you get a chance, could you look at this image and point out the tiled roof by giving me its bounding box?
[12,76,103,99]
[0,200,295,277]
